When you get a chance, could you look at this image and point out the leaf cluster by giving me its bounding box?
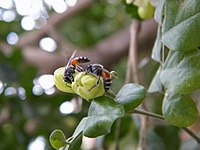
[50,83,147,150]
[150,0,200,127]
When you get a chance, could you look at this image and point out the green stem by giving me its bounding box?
[132,109,165,120]
[115,119,121,150]
[182,127,200,144]
[132,109,200,144]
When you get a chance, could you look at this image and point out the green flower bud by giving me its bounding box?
[72,72,105,101]
[54,67,105,101]
[53,67,74,93]
[137,1,155,19]
[126,0,134,4]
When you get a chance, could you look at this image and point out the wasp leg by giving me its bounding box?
[89,76,101,91]
[65,83,72,88]
[76,65,84,72]
[85,65,92,74]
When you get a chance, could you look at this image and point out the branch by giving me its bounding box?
[0,19,157,74]
[22,19,157,74]
[17,0,93,47]
[128,20,141,83]
[132,109,200,144]
[128,20,148,150]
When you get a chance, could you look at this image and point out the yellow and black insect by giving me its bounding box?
[85,63,117,92]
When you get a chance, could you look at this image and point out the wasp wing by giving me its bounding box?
[65,50,77,69]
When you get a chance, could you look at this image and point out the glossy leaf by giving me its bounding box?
[68,97,124,138]
[154,0,164,25]
[162,0,200,51]
[63,119,85,150]
[65,133,82,150]
[116,83,146,112]
[151,26,162,63]
[72,118,87,138]
[83,97,125,137]
[148,67,163,93]
[49,129,66,150]
[162,93,198,127]
[160,50,200,94]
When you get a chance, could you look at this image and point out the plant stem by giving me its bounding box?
[182,127,200,144]
[115,119,121,150]
[132,109,200,144]
[132,109,164,120]
[129,20,149,150]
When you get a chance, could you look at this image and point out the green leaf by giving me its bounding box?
[148,67,163,93]
[67,134,82,150]
[83,97,125,137]
[162,0,200,51]
[162,0,179,33]
[160,50,200,94]
[162,14,200,51]
[64,133,82,150]
[154,126,180,150]
[162,93,198,127]
[68,97,124,138]
[146,129,166,150]
[151,26,162,63]
[154,0,164,25]
[71,118,87,138]
[115,83,146,112]
[62,119,85,150]
[49,129,66,150]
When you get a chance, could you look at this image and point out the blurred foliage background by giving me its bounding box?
[0,0,199,150]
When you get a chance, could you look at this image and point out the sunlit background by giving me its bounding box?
[1,0,199,150]
[0,0,83,149]
[0,0,78,54]
[0,0,129,149]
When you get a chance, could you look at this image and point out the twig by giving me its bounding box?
[125,56,133,83]
[129,21,141,84]
[182,127,200,144]
[115,119,121,150]
[129,20,149,150]
[132,109,200,144]
[17,0,93,47]
[132,109,164,120]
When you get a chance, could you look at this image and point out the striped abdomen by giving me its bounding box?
[102,71,112,91]
[70,57,90,66]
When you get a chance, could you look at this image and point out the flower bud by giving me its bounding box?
[126,0,134,4]
[53,67,74,93]
[54,67,105,101]
[72,72,105,101]
[137,1,155,19]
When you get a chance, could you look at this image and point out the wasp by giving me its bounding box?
[64,51,90,84]
[85,63,117,92]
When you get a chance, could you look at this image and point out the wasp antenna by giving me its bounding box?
[70,50,77,60]
[110,71,118,79]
